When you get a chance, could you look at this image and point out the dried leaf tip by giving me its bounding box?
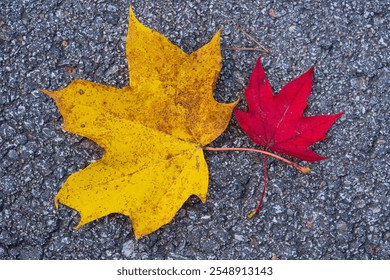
[246,210,257,219]
[301,167,311,174]
[54,196,59,210]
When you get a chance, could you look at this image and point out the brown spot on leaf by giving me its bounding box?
[166,153,173,160]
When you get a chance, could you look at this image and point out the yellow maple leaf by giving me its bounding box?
[42,7,237,238]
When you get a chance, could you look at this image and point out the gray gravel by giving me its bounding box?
[0,0,389,260]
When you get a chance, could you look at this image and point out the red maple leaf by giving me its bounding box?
[233,56,343,217]
[235,57,343,162]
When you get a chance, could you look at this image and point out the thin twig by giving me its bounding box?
[224,47,264,51]
[236,25,271,55]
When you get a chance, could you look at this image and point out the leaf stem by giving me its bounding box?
[247,151,268,219]
[203,146,310,174]
[204,146,310,219]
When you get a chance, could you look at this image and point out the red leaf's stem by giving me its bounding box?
[204,146,310,219]
[249,152,268,218]
[203,146,310,174]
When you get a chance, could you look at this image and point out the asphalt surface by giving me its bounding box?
[0,0,389,259]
